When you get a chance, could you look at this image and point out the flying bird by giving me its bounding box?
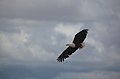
[57,29,88,62]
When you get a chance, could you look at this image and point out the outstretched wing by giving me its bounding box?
[72,31,87,47]
[57,47,78,62]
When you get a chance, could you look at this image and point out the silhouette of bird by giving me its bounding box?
[57,29,88,62]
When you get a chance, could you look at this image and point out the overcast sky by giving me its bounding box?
[0,0,120,79]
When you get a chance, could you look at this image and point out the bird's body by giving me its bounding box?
[57,29,88,62]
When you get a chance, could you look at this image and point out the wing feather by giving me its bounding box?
[57,47,78,62]
[72,31,87,47]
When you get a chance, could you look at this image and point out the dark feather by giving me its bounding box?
[57,47,78,62]
[73,29,87,47]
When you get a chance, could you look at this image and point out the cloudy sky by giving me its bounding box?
[0,0,120,79]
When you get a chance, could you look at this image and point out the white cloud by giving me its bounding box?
[86,37,105,54]
[0,28,56,62]
[54,23,83,37]
[0,29,31,60]
[0,29,30,51]
[28,44,56,62]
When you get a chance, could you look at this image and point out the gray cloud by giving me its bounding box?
[0,20,120,79]
[1,0,120,22]
[0,0,120,79]
[0,0,78,22]
[54,71,120,79]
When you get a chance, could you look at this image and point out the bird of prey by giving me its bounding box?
[57,29,88,62]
